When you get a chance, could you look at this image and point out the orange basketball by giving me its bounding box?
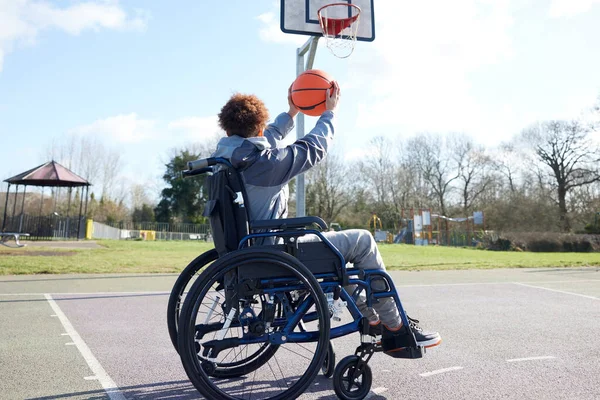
[291,69,334,117]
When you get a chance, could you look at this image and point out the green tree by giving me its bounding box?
[132,204,156,223]
[155,149,208,224]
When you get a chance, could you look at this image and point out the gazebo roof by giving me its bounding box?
[4,161,91,188]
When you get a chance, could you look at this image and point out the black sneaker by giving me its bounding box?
[406,316,441,348]
[368,317,442,349]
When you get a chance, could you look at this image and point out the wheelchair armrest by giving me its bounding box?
[250,216,328,231]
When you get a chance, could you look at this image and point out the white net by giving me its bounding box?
[317,3,361,58]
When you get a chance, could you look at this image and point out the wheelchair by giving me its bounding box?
[169,157,426,400]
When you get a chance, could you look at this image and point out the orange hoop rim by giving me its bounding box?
[317,3,361,34]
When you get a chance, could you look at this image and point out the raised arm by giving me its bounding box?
[263,112,295,148]
[243,110,335,186]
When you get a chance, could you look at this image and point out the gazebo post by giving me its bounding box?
[2,183,10,231]
[38,187,44,215]
[84,186,89,218]
[76,187,85,239]
[11,185,20,231]
[18,185,27,233]
[66,187,72,238]
[38,187,45,241]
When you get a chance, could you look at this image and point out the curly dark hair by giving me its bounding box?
[218,93,270,138]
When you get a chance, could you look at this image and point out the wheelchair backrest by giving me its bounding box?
[203,166,250,257]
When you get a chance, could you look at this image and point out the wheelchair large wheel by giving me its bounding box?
[167,249,218,352]
[178,247,331,400]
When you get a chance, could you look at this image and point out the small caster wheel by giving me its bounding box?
[201,360,217,376]
[333,355,372,400]
[322,341,336,378]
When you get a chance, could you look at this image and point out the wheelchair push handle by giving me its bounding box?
[183,157,234,178]
[187,157,233,171]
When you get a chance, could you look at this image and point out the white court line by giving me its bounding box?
[44,294,126,400]
[1,280,598,296]
[397,279,600,288]
[0,291,170,296]
[514,282,599,300]
[420,366,463,377]
[507,356,556,363]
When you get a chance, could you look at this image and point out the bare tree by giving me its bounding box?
[408,133,460,216]
[492,142,526,195]
[130,183,153,209]
[306,154,352,223]
[523,120,600,231]
[358,136,396,206]
[43,135,123,200]
[453,134,494,214]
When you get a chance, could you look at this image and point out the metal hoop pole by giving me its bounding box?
[295,35,320,217]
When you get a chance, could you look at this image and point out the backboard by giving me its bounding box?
[281,0,375,42]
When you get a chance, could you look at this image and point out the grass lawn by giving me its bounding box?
[0,240,599,275]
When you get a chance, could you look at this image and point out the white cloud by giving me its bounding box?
[0,0,148,72]
[345,0,516,146]
[256,11,307,45]
[71,113,156,143]
[168,116,223,141]
[548,0,600,18]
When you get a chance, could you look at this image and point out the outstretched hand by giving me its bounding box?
[326,81,340,112]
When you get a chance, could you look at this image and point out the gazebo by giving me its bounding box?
[1,161,91,240]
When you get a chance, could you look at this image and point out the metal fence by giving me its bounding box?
[1,214,86,241]
[433,230,479,247]
[91,221,211,241]
[105,221,210,235]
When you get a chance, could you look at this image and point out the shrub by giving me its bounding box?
[528,238,562,252]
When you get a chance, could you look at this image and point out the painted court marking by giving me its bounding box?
[0,291,170,296]
[420,366,464,377]
[507,356,556,363]
[514,283,599,300]
[44,294,126,400]
[1,279,599,296]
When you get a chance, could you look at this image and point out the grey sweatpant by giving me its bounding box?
[299,229,401,328]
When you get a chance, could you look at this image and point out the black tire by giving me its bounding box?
[333,355,373,400]
[178,247,331,400]
[168,248,280,379]
[167,249,218,352]
[322,341,336,378]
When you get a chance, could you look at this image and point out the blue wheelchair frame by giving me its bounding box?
[185,156,420,356]
[237,229,413,346]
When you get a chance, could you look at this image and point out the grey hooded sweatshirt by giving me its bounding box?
[211,110,335,222]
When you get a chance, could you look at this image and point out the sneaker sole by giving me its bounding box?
[421,337,442,348]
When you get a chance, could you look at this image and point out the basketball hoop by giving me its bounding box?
[317,3,361,58]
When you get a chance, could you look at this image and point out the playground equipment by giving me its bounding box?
[432,211,485,247]
[396,209,433,245]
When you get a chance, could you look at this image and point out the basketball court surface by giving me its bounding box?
[3,2,599,399]
[1,267,599,399]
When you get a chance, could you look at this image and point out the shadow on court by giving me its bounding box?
[24,376,382,400]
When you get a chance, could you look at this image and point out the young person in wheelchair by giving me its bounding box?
[211,82,441,357]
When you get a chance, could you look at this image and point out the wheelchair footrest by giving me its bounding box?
[383,346,424,359]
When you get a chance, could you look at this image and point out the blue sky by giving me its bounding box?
[1,0,600,203]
